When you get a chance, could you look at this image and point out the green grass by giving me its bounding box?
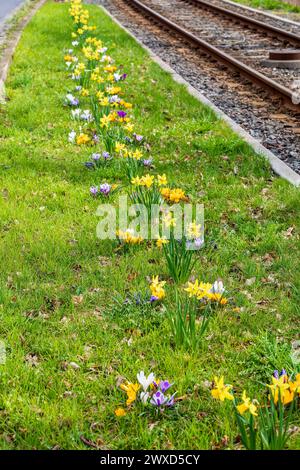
[232,0,300,14]
[0,0,300,449]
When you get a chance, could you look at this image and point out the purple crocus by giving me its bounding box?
[159,381,172,393]
[143,158,152,167]
[121,73,127,81]
[99,183,111,196]
[90,186,98,196]
[150,391,167,407]
[134,133,143,142]
[280,369,287,376]
[149,295,159,303]
[166,393,176,407]
[91,153,101,161]
[273,370,279,379]
[117,110,127,119]
[102,151,111,160]
[92,133,99,144]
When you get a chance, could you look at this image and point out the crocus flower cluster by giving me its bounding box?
[115,371,176,417]
[90,182,118,198]
[184,280,228,305]
[116,228,144,245]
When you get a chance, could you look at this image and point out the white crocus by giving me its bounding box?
[140,391,150,404]
[80,110,93,122]
[68,130,76,143]
[137,371,155,392]
[71,108,81,119]
[211,281,225,295]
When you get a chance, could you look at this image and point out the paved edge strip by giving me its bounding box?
[0,0,46,103]
[223,0,300,26]
[98,3,300,187]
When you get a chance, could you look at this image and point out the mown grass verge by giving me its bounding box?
[232,0,300,14]
[0,0,300,449]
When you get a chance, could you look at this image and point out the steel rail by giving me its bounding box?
[126,0,299,108]
[185,0,300,44]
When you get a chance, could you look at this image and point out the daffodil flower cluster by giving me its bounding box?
[129,174,168,214]
[149,275,166,302]
[115,371,176,417]
[211,371,300,450]
[269,369,300,405]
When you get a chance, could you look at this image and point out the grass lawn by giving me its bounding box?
[0,0,300,450]
[232,0,300,14]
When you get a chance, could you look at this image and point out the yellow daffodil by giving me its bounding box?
[115,142,126,153]
[124,123,134,133]
[184,280,212,300]
[100,114,110,128]
[150,276,166,300]
[99,97,109,107]
[141,174,154,188]
[268,375,292,405]
[187,222,201,239]
[156,238,169,248]
[80,88,89,97]
[236,391,258,416]
[289,374,300,394]
[162,212,177,228]
[211,376,234,402]
[157,174,168,186]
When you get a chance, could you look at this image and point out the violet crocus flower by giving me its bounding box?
[273,370,279,379]
[99,183,111,196]
[91,153,101,161]
[159,381,172,393]
[65,93,79,106]
[93,134,99,144]
[143,158,152,167]
[117,111,127,118]
[150,391,167,407]
[194,237,204,249]
[102,151,111,160]
[149,295,159,303]
[134,134,143,142]
[90,186,98,196]
[166,393,176,407]
[121,73,127,81]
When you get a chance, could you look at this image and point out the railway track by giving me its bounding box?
[97,0,300,173]
[126,0,300,108]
